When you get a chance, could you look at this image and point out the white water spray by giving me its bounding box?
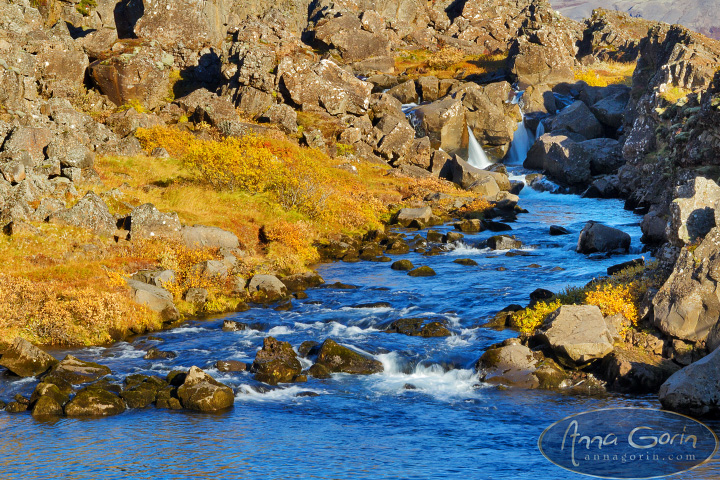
[466,126,492,169]
[505,119,532,166]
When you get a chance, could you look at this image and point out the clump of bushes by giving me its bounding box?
[509,262,660,334]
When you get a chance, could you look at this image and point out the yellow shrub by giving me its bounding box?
[0,274,160,346]
[510,300,562,334]
[585,282,639,325]
[135,126,196,158]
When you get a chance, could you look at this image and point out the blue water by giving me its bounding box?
[2,168,720,478]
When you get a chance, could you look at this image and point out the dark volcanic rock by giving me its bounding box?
[251,337,302,385]
[0,338,58,378]
[312,338,383,375]
[384,318,451,337]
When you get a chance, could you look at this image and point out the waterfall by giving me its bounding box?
[505,119,533,166]
[467,126,492,169]
[536,120,545,138]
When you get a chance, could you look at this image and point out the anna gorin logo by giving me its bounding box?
[538,407,718,479]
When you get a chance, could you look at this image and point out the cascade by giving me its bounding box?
[466,126,492,169]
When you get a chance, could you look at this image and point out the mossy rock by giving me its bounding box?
[386,240,410,255]
[391,259,414,271]
[156,386,182,410]
[65,385,126,417]
[314,338,383,375]
[31,395,64,417]
[534,358,569,390]
[420,321,451,337]
[121,376,166,409]
[166,370,187,387]
[177,366,234,412]
[308,363,332,379]
[453,258,478,266]
[251,336,302,385]
[30,382,69,406]
[43,355,112,386]
[298,341,320,358]
[408,266,436,277]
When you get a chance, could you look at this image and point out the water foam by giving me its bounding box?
[236,384,326,402]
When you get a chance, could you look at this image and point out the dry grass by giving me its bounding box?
[395,49,508,80]
[1,122,470,347]
[574,61,636,87]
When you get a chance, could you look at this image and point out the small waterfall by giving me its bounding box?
[505,119,533,166]
[467,126,492,169]
[536,120,545,138]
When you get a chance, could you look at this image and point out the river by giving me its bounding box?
[2,127,720,479]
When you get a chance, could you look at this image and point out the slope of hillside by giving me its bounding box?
[551,0,720,39]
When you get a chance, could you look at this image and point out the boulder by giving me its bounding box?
[450,156,507,193]
[641,210,669,245]
[248,274,287,301]
[521,84,556,114]
[509,35,576,88]
[536,305,615,367]
[175,89,238,127]
[133,0,230,50]
[89,42,173,110]
[577,221,631,254]
[182,225,239,249]
[391,259,414,271]
[129,204,182,241]
[580,138,624,175]
[251,336,302,385]
[0,338,58,378]
[418,76,439,102]
[313,14,390,62]
[280,271,325,293]
[591,88,630,129]
[49,192,116,236]
[395,206,432,228]
[551,101,603,139]
[311,338,383,375]
[524,133,591,187]
[126,280,178,320]
[411,97,466,154]
[600,347,680,394]
[477,343,540,389]
[387,80,418,105]
[65,385,126,417]
[121,375,167,408]
[43,355,112,386]
[667,177,720,247]
[177,366,235,412]
[486,235,522,250]
[653,227,720,348]
[216,360,247,372]
[659,346,720,416]
[31,394,65,417]
[259,104,298,134]
[279,58,372,116]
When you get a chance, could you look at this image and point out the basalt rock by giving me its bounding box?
[248,274,288,302]
[535,305,615,367]
[312,338,383,375]
[43,355,112,386]
[599,347,680,394]
[280,271,325,292]
[384,318,451,337]
[128,204,182,241]
[177,366,235,412]
[653,227,720,349]
[65,384,126,417]
[49,192,116,237]
[577,221,631,254]
[251,336,302,385]
[89,42,173,110]
[659,345,720,416]
[0,337,58,378]
[182,225,240,249]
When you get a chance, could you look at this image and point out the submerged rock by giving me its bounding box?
[311,339,383,375]
[408,266,436,277]
[0,337,58,378]
[391,259,414,271]
[177,366,234,412]
[384,318,451,337]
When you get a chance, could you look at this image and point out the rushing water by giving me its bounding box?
[3,112,720,480]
